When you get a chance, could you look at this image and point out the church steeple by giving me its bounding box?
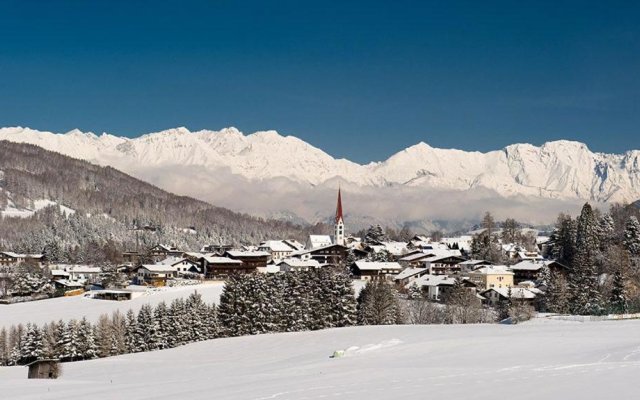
[335,188,343,224]
[334,188,345,245]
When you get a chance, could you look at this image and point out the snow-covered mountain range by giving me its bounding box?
[0,126,638,227]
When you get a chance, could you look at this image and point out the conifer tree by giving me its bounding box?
[77,317,98,360]
[19,323,44,365]
[357,280,401,325]
[546,271,571,314]
[135,304,155,351]
[152,301,170,349]
[569,203,603,315]
[623,216,640,256]
[124,309,139,353]
[0,327,8,366]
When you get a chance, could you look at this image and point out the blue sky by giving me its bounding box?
[1,0,638,162]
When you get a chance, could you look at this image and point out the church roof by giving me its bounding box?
[335,188,343,223]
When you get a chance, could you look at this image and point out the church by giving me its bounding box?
[307,188,346,249]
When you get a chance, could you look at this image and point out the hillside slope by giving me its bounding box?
[0,142,315,258]
[1,320,639,399]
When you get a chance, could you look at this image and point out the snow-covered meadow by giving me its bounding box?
[1,319,639,399]
[0,283,225,329]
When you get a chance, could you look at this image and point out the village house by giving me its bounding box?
[257,240,302,261]
[200,244,234,254]
[308,235,333,249]
[67,266,101,283]
[293,244,348,265]
[156,256,202,276]
[481,287,538,307]
[278,258,321,272]
[147,244,183,262]
[133,265,177,286]
[510,259,569,284]
[223,250,270,271]
[409,274,457,301]
[466,265,514,290]
[457,259,493,273]
[200,255,245,278]
[393,267,429,286]
[423,255,467,275]
[351,261,403,281]
[0,251,45,267]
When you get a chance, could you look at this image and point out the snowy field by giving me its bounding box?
[0,283,225,329]
[1,319,639,399]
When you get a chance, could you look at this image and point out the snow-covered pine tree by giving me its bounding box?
[152,301,170,349]
[218,275,249,336]
[124,309,139,353]
[623,216,640,256]
[203,303,219,340]
[185,292,207,342]
[95,314,112,358]
[41,322,58,359]
[7,324,25,366]
[597,214,616,253]
[569,203,603,315]
[365,224,387,244]
[278,272,305,332]
[135,304,155,352]
[18,323,45,365]
[326,268,357,327]
[548,213,577,266]
[545,271,571,314]
[0,327,8,366]
[77,317,98,360]
[357,280,400,325]
[606,244,631,314]
[59,320,82,362]
[609,269,629,314]
[170,298,190,346]
[110,310,127,356]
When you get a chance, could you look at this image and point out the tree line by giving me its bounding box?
[0,268,357,366]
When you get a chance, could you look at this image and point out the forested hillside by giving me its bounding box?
[0,142,323,262]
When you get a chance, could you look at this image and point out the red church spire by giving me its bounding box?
[335,188,343,223]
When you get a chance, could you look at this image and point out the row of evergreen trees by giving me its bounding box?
[0,292,216,366]
[545,204,640,315]
[0,269,358,366]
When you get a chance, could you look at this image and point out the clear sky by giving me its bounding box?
[1,0,638,162]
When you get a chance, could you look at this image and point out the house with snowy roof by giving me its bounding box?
[291,244,349,265]
[510,260,569,284]
[278,258,321,272]
[409,274,457,301]
[393,267,429,286]
[423,255,467,275]
[351,261,403,281]
[147,244,183,262]
[481,287,538,307]
[199,255,244,278]
[466,265,514,290]
[133,265,177,286]
[258,240,303,261]
[0,251,46,267]
[223,250,270,271]
[156,256,202,275]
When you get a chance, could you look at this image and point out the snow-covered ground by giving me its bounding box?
[0,283,225,329]
[1,319,639,399]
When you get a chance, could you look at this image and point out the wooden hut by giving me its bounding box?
[27,359,60,379]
